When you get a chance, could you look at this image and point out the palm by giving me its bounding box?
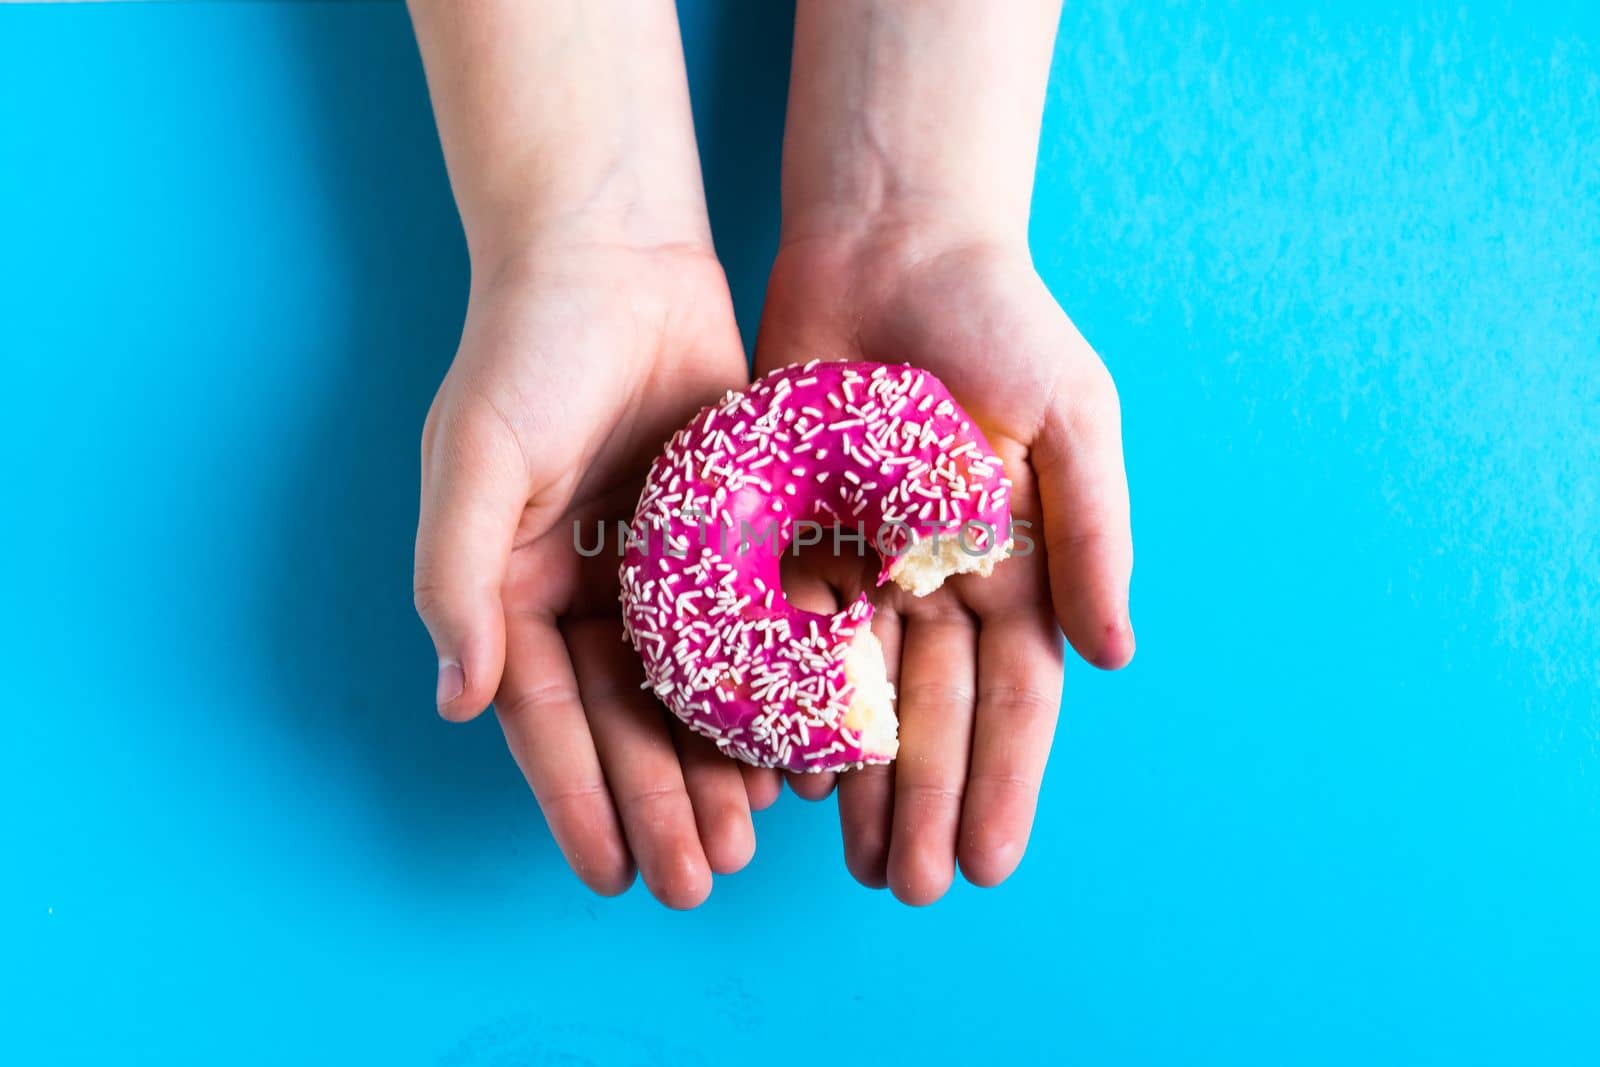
[754,234,1132,903]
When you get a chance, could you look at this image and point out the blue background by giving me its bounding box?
[3,2,1597,1063]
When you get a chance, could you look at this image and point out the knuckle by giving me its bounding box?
[1045,523,1115,562]
[499,681,580,721]
[897,780,965,812]
[411,578,447,621]
[966,770,1039,818]
[617,782,685,822]
[905,599,972,626]
[540,779,611,812]
[977,683,1059,724]
[898,678,977,714]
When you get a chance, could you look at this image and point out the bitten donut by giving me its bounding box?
[619,361,1013,772]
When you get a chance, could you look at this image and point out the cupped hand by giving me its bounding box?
[414,239,781,908]
[755,224,1135,904]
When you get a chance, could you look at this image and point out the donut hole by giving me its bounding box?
[776,522,879,613]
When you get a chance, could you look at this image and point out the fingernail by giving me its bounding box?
[436,659,465,709]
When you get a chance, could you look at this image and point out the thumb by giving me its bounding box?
[414,407,527,721]
[1032,363,1136,670]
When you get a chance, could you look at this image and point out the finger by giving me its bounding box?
[838,766,893,886]
[740,764,783,811]
[886,608,978,906]
[837,604,903,889]
[959,607,1065,887]
[567,618,713,910]
[496,611,633,897]
[414,405,527,721]
[1033,362,1136,670]
[672,721,757,875]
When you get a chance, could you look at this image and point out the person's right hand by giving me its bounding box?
[414,237,780,908]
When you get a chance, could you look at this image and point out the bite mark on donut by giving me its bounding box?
[889,528,1014,598]
[842,623,898,760]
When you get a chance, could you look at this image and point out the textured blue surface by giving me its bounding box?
[3,3,1598,1064]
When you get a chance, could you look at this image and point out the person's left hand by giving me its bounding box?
[754,222,1135,904]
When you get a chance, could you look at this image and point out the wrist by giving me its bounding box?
[775,188,1034,285]
[470,230,724,305]
[777,193,1028,260]
[466,189,715,279]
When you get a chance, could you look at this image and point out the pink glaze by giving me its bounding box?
[619,361,1013,772]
